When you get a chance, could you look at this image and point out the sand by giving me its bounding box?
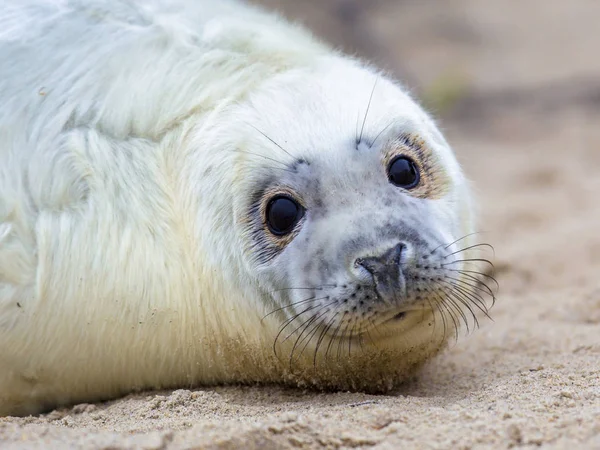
[1,0,599,448]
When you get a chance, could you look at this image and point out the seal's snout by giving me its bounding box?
[354,242,408,303]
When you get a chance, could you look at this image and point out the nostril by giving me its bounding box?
[391,242,405,265]
[354,257,371,275]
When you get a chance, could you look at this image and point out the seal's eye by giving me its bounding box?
[266,195,304,236]
[388,156,420,189]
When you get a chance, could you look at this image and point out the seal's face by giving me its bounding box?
[231,59,491,368]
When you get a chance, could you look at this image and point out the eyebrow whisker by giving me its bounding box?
[358,76,379,144]
[370,120,394,148]
[247,124,297,160]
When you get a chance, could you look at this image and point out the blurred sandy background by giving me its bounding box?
[1,0,599,448]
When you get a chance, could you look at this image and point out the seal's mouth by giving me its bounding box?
[380,310,407,326]
[391,311,406,321]
[381,308,422,326]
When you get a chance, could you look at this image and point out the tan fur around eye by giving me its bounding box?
[382,134,452,200]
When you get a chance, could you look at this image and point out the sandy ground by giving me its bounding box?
[1,0,599,448]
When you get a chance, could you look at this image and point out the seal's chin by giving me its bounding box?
[323,307,431,342]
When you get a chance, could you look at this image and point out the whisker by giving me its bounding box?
[430,232,483,255]
[336,319,351,360]
[247,124,297,160]
[452,269,500,295]
[442,278,489,313]
[445,293,472,333]
[296,319,326,366]
[357,329,365,353]
[289,299,338,364]
[284,311,319,347]
[272,301,324,358]
[447,289,483,332]
[273,284,337,293]
[451,269,499,294]
[366,317,384,340]
[434,289,470,335]
[325,312,347,360]
[280,297,331,345]
[434,297,449,343]
[429,290,459,341]
[265,166,296,173]
[358,76,379,144]
[450,277,492,308]
[444,274,496,300]
[313,314,338,367]
[364,324,377,348]
[233,150,294,172]
[442,258,495,269]
[261,295,317,322]
[370,120,394,148]
[288,313,321,370]
[444,243,495,259]
[441,287,479,331]
[435,294,459,342]
[455,284,494,322]
[355,110,361,147]
[347,317,357,357]
[440,280,493,321]
[286,312,319,349]
[423,298,440,342]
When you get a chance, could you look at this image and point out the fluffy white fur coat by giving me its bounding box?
[0,0,475,416]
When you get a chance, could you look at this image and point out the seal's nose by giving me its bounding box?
[354,242,407,303]
[355,243,405,275]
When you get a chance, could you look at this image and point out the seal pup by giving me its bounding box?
[0,0,495,416]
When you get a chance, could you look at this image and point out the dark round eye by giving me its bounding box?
[266,195,304,236]
[387,156,420,189]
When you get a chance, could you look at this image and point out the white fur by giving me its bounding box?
[0,0,476,416]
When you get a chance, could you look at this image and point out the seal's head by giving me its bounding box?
[203,58,494,388]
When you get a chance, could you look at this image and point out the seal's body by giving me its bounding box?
[0,0,489,416]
